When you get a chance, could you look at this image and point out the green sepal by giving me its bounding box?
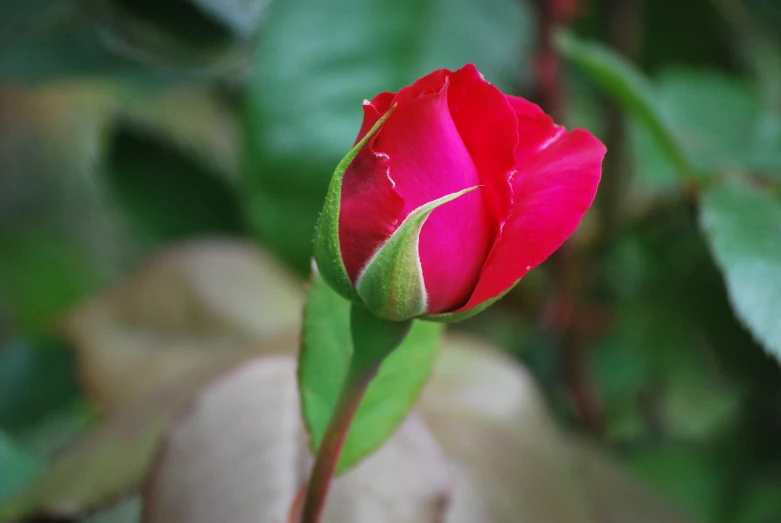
[423,285,515,323]
[356,186,479,321]
[313,106,397,303]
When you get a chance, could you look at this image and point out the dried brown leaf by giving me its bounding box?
[0,336,294,523]
[61,239,303,409]
[143,356,450,523]
[420,334,697,523]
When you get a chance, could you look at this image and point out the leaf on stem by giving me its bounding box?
[555,30,697,182]
[299,271,444,472]
[700,181,781,361]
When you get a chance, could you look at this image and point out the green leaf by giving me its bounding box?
[313,107,395,303]
[85,498,142,523]
[0,433,42,506]
[106,126,245,248]
[299,272,444,472]
[652,70,761,171]
[92,0,236,54]
[356,186,477,320]
[555,30,696,181]
[0,233,106,333]
[190,0,272,39]
[0,0,261,82]
[625,445,725,523]
[243,0,534,272]
[0,2,136,81]
[595,220,750,441]
[0,85,126,332]
[0,3,162,82]
[0,339,82,437]
[738,0,781,42]
[594,299,742,441]
[631,69,780,189]
[733,479,781,523]
[700,182,781,361]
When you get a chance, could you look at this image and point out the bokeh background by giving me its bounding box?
[1,0,780,522]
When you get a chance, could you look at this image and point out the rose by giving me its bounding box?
[314,64,606,322]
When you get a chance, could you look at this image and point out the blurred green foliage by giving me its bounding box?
[0,339,81,436]
[243,0,533,272]
[0,0,780,521]
[0,434,42,507]
[106,125,245,247]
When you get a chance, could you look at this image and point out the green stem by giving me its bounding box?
[298,305,412,523]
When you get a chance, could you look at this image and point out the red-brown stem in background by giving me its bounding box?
[579,0,643,431]
[575,0,644,428]
[535,0,607,435]
[600,0,643,236]
[536,0,567,120]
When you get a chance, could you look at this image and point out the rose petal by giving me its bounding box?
[459,128,605,310]
[392,69,450,104]
[370,91,396,114]
[448,65,517,225]
[340,69,455,289]
[505,95,566,163]
[374,80,492,313]
[339,137,404,283]
[355,93,395,144]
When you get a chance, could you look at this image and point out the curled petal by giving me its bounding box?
[448,65,517,225]
[459,129,605,311]
[391,69,450,104]
[339,145,404,283]
[355,92,395,144]
[505,95,566,164]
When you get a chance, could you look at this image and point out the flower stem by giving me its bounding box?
[298,305,412,523]
[298,365,377,523]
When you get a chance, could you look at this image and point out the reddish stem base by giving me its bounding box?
[298,367,376,523]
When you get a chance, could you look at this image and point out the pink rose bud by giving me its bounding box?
[314,64,606,322]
